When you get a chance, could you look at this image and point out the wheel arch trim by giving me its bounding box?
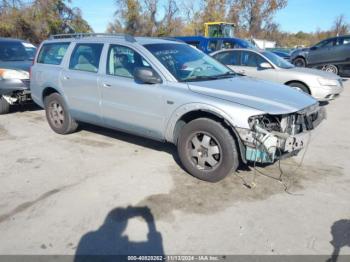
[165,103,247,163]
[285,80,312,95]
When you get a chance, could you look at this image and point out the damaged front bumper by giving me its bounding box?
[0,78,31,104]
[237,104,326,164]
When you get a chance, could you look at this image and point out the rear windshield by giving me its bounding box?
[0,41,30,61]
[37,42,70,65]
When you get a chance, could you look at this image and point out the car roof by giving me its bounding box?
[0,37,27,43]
[42,34,184,47]
[211,48,262,55]
[176,35,247,42]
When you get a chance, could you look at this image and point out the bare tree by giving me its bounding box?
[332,14,349,36]
[228,0,288,37]
[108,0,181,36]
[0,0,91,43]
[201,0,227,23]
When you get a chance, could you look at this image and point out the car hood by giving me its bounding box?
[187,76,317,115]
[0,60,32,72]
[292,48,309,55]
[286,67,340,79]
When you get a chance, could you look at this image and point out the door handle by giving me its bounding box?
[103,83,112,88]
[63,76,70,80]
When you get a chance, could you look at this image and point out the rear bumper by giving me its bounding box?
[0,79,30,95]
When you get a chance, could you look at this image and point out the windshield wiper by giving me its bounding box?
[212,71,236,79]
[183,71,235,82]
[183,75,219,82]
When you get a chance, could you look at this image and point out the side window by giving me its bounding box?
[315,39,335,49]
[69,43,103,73]
[323,39,335,48]
[241,51,266,67]
[221,41,238,49]
[214,51,240,65]
[107,45,151,78]
[341,37,350,45]
[186,41,200,49]
[37,42,70,65]
[222,41,232,49]
[208,40,218,52]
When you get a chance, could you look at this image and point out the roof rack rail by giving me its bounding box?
[49,33,137,43]
[159,37,184,43]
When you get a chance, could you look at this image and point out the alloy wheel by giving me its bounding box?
[48,101,65,129]
[188,132,222,170]
[322,64,338,75]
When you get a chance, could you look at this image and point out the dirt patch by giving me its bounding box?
[0,124,13,140]
[17,111,46,123]
[16,157,41,164]
[31,115,46,123]
[0,188,62,224]
[0,125,7,137]
[69,137,114,148]
[137,160,343,221]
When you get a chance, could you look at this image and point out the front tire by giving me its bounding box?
[293,57,306,67]
[177,118,239,182]
[44,93,78,134]
[0,95,10,115]
[287,82,310,94]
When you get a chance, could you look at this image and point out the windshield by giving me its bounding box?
[262,51,294,69]
[22,43,37,60]
[0,41,32,61]
[144,43,234,82]
[222,25,234,38]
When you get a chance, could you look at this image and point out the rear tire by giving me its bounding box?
[287,82,310,94]
[177,118,239,182]
[322,64,339,75]
[44,93,78,134]
[0,95,10,115]
[293,57,306,67]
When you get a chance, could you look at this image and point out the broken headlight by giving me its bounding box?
[248,114,282,133]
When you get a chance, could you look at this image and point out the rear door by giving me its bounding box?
[60,43,104,123]
[213,50,242,73]
[334,36,350,63]
[99,44,165,140]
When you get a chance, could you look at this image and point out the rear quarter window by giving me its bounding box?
[69,43,104,73]
[37,42,70,65]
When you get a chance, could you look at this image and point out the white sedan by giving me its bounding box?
[211,48,344,100]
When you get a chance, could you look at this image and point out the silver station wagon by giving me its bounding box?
[30,34,325,182]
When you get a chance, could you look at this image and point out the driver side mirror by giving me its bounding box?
[310,46,317,51]
[134,67,162,84]
[259,62,272,69]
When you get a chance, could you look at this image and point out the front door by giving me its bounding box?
[308,38,336,65]
[99,44,165,140]
[238,50,276,81]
